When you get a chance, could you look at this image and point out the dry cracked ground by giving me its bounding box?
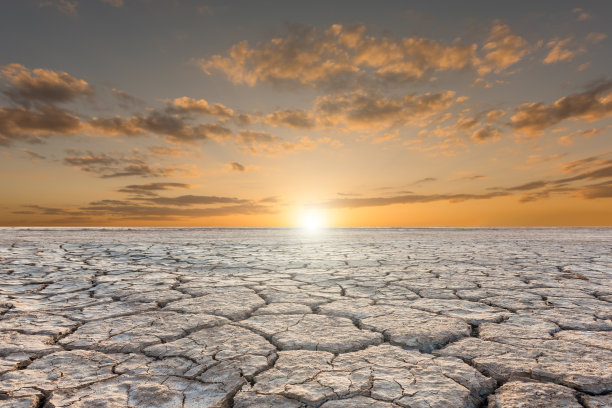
[0,227,611,408]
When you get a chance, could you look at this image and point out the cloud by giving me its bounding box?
[19,198,276,221]
[198,24,360,88]
[556,164,612,184]
[132,111,232,143]
[314,90,456,130]
[0,105,82,146]
[1,64,92,106]
[543,37,584,64]
[350,26,477,82]
[89,97,237,143]
[576,62,591,72]
[324,191,509,209]
[502,180,549,192]
[137,195,248,207]
[62,150,195,178]
[234,130,340,156]
[471,126,501,143]
[572,8,591,22]
[585,32,607,44]
[89,110,233,143]
[79,201,273,219]
[198,22,525,89]
[411,177,437,185]
[487,156,612,202]
[452,175,486,181]
[228,162,245,171]
[561,153,612,173]
[166,97,234,118]
[581,180,612,199]
[477,21,529,75]
[509,80,612,136]
[17,204,74,215]
[38,0,79,16]
[148,145,191,157]
[263,109,315,129]
[117,182,193,196]
[557,126,608,146]
[88,116,144,136]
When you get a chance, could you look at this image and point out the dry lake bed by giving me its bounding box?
[0,227,611,408]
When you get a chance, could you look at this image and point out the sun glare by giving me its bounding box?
[300,209,326,231]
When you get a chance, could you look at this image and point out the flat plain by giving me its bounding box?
[0,227,611,408]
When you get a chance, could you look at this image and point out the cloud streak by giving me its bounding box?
[509,80,612,136]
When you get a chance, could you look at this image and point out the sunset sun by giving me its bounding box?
[300,209,326,231]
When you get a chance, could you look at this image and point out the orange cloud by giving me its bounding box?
[543,37,584,64]
[199,23,526,89]
[166,97,234,118]
[477,21,529,75]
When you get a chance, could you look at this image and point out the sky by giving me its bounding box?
[1,0,611,227]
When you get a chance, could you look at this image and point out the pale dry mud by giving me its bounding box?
[0,227,611,408]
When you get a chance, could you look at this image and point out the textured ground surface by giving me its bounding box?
[0,227,611,408]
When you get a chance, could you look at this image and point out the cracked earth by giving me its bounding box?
[0,227,611,408]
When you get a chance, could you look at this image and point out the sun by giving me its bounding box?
[299,209,326,231]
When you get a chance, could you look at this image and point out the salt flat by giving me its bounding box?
[0,227,611,408]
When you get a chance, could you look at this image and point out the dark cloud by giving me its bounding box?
[79,202,273,220]
[581,180,612,199]
[325,191,509,209]
[315,90,456,129]
[0,105,82,146]
[471,126,501,143]
[556,164,612,184]
[411,177,437,185]
[89,110,233,144]
[228,162,245,171]
[502,181,549,192]
[117,182,193,196]
[62,150,184,178]
[264,109,315,129]
[509,80,612,135]
[1,64,93,106]
[137,195,248,207]
[453,175,486,181]
[561,154,612,173]
[17,204,73,216]
[88,116,143,136]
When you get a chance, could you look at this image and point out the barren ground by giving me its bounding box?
[0,227,611,407]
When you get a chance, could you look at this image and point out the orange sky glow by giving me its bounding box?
[1,1,611,226]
